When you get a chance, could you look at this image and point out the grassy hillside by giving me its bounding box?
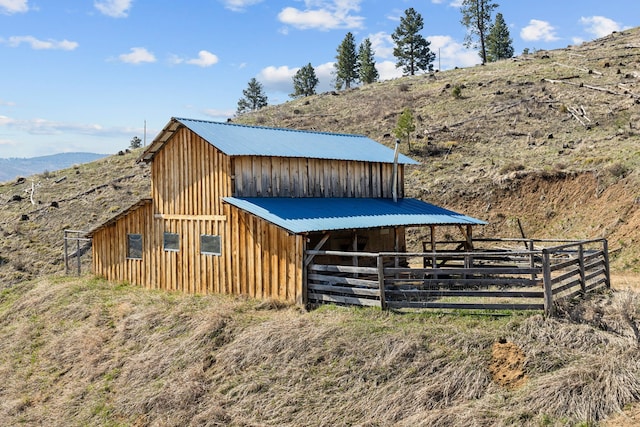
[0,150,149,286]
[0,276,639,426]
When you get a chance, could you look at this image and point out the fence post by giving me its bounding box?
[578,244,586,293]
[603,239,611,289]
[529,239,536,281]
[76,232,81,276]
[542,249,554,317]
[377,254,387,310]
[63,230,69,275]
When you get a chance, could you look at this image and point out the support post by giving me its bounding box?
[542,249,554,317]
[603,239,611,289]
[529,239,537,281]
[578,244,586,293]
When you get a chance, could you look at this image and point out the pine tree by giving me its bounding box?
[393,108,416,151]
[391,8,435,76]
[460,0,498,65]
[486,12,513,62]
[236,78,268,115]
[129,136,142,149]
[290,63,318,98]
[357,38,378,84]
[334,32,358,90]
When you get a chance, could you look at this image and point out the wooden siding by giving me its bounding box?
[149,216,227,294]
[233,156,404,198]
[92,201,153,287]
[227,204,305,303]
[151,127,232,216]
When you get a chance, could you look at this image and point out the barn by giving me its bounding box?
[89,117,486,304]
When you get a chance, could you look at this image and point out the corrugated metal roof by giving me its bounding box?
[139,117,419,164]
[222,197,486,234]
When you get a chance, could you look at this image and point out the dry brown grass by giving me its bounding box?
[0,276,639,425]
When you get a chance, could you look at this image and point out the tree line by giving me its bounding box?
[236,0,513,115]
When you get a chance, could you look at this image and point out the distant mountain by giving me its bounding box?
[0,152,108,183]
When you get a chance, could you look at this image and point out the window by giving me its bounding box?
[163,232,180,252]
[127,234,143,259]
[201,234,221,256]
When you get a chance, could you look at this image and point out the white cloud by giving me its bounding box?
[0,99,16,106]
[366,33,478,78]
[520,19,559,42]
[257,62,336,95]
[0,114,132,137]
[220,0,263,12]
[579,16,622,38]
[428,35,479,70]
[118,47,156,64]
[186,50,219,67]
[315,61,335,92]
[368,31,394,59]
[376,60,402,81]
[449,0,463,7]
[94,0,132,18]
[257,65,297,93]
[3,36,78,50]
[203,108,235,121]
[572,37,585,46]
[0,0,27,14]
[0,115,16,126]
[278,0,364,31]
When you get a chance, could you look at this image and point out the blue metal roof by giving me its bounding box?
[169,117,419,164]
[222,197,486,234]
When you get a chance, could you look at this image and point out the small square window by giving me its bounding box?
[127,233,143,259]
[201,234,221,256]
[164,232,180,252]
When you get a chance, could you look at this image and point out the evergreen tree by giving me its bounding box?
[236,78,268,115]
[391,8,435,76]
[486,12,514,62]
[334,32,358,90]
[357,38,378,84]
[460,0,498,65]
[393,108,416,151]
[290,63,318,98]
[129,136,142,149]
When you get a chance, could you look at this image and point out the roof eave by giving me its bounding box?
[136,117,182,164]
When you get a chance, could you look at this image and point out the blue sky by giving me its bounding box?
[0,0,635,158]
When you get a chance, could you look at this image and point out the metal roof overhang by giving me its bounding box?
[222,197,487,234]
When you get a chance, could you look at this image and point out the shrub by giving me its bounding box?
[452,85,463,99]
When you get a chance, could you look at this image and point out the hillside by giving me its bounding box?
[0,150,149,285]
[0,276,638,426]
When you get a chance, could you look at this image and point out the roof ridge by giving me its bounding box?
[174,117,368,139]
